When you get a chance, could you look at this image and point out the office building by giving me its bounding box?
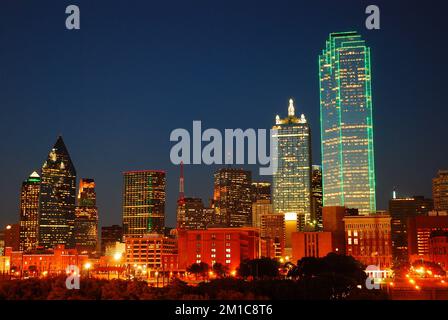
[38,136,77,249]
[122,170,166,237]
[433,170,448,211]
[344,214,392,268]
[19,172,41,252]
[213,168,252,227]
[319,31,376,215]
[389,195,433,264]
[272,98,312,231]
[74,178,98,255]
[101,225,123,255]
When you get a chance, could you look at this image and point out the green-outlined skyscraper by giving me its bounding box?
[319,31,376,215]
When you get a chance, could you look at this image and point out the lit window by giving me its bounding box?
[354,239,358,245]
[226,248,231,253]
[348,238,352,245]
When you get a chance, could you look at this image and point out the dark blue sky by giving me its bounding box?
[0,0,446,229]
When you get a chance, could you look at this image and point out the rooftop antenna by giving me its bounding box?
[179,161,184,201]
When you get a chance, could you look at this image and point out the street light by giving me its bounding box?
[84,262,92,278]
[113,252,122,262]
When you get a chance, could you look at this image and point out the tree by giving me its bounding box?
[237,258,280,280]
[187,262,209,280]
[212,263,229,278]
[290,253,367,299]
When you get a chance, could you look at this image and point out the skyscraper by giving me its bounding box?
[213,168,252,227]
[433,170,448,211]
[272,98,312,231]
[74,178,98,255]
[319,31,376,215]
[19,171,41,252]
[38,136,77,249]
[311,165,323,230]
[122,170,166,237]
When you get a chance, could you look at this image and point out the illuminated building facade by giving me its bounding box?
[38,136,77,249]
[311,165,323,230]
[429,230,448,270]
[125,235,178,271]
[272,99,312,231]
[260,213,285,258]
[319,31,376,215]
[344,214,392,268]
[4,245,88,277]
[19,172,41,252]
[101,225,123,255]
[433,170,448,211]
[252,199,273,228]
[291,231,332,262]
[122,170,166,237]
[74,179,98,254]
[213,168,252,227]
[388,195,433,263]
[177,228,260,272]
[177,197,207,230]
[408,212,448,262]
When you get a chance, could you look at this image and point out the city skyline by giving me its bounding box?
[1,1,447,230]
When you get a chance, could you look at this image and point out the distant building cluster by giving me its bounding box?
[1,32,447,284]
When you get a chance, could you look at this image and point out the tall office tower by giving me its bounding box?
[39,136,77,249]
[177,197,207,230]
[251,182,271,202]
[389,195,433,264]
[74,179,98,254]
[319,31,376,215]
[311,165,323,230]
[19,171,41,252]
[122,170,166,237]
[101,224,123,255]
[433,170,448,211]
[272,98,312,231]
[213,168,252,227]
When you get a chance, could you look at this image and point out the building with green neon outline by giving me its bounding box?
[319,31,376,215]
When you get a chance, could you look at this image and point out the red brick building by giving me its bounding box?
[291,231,332,262]
[408,213,448,263]
[177,228,260,272]
[4,245,88,277]
[260,214,285,258]
[343,214,392,268]
[429,230,448,270]
[125,235,178,271]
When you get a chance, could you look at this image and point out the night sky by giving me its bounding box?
[0,0,446,229]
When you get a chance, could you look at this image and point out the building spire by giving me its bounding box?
[288,98,295,117]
